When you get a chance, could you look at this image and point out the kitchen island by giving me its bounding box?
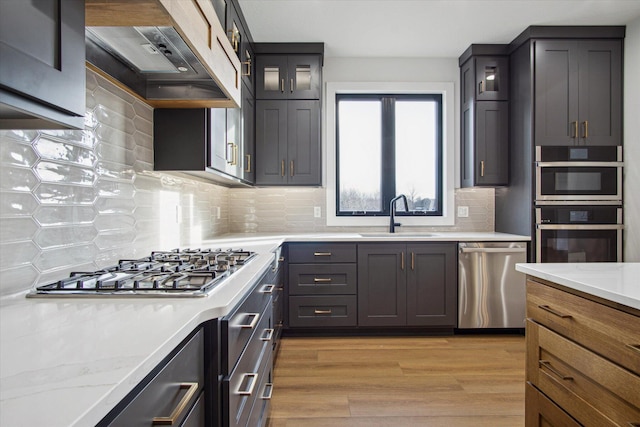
[516,263,640,426]
[0,232,528,426]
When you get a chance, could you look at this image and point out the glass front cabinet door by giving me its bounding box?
[256,55,321,100]
[475,57,509,101]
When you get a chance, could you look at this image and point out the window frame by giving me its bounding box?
[325,81,456,227]
[335,93,444,217]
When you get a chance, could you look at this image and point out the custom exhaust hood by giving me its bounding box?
[85,0,241,108]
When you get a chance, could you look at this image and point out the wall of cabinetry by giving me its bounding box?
[525,278,640,426]
[495,26,625,252]
[255,46,323,186]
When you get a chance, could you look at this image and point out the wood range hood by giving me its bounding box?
[85,0,241,108]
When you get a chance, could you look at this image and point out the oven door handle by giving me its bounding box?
[536,224,624,230]
[536,161,624,167]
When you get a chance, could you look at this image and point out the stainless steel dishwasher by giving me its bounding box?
[458,242,527,329]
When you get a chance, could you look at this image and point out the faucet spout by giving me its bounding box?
[389,194,409,233]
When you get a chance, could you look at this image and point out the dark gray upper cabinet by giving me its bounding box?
[255,100,321,185]
[256,55,322,100]
[242,87,256,183]
[357,243,457,328]
[460,46,509,187]
[534,39,622,146]
[0,0,85,129]
[227,1,254,94]
[211,0,227,27]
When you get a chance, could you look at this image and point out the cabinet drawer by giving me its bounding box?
[181,393,205,427]
[525,382,580,427]
[246,346,273,427]
[289,295,357,327]
[222,271,274,374]
[527,279,640,375]
[289,264,357,295]
[526,320,640,427]
[107,329,204,427]
[288,243,357,263]
[224,305,272,427]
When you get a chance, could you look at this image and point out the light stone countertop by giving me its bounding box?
[516,262,640,311]
[0,232,529,427]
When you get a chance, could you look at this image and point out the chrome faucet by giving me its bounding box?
[389,194,409,233]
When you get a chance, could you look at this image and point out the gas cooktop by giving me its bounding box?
[27,248,257,298]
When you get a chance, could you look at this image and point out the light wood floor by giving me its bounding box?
[267,334,525,427]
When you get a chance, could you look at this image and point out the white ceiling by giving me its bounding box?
[238,0,640,58]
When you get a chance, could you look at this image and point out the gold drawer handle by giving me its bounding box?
[314,309,332,315]
[313,278,332,283]
[152,382,198,425]
[539,360,573,381]
[238,313,260,329]
[236,373,258,396]
[538,305,572,319]
[261,328,274,342]
[314,252,332,256]
[262,383,274,400]
[626,344,640,354]
[261,284,275,294]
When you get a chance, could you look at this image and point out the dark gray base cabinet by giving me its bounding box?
[0,0,85,129]
[534,39,622,146]
[357,243,457,328]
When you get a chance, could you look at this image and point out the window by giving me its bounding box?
[336,94,443,216]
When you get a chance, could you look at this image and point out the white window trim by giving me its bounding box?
[325,81,455,227]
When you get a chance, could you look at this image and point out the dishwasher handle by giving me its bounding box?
[459,247,527,254]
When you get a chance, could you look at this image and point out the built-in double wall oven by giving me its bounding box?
[534,146,624,263]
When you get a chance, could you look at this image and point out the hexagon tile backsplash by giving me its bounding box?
[0,69,496,297]
[0,69,229,297]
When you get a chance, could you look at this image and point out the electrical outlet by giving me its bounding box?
[314,206,322,218]
[457,206,469,217]
[216,206,221,219]
[175,205,183,223]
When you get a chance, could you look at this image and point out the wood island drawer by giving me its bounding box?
[288,264,357,295]
[526,320,640,427]
[289,295,357,327]
[527,279,640,375]
[288,243,357,263]
[525,382,580,427]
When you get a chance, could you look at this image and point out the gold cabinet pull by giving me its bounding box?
[261,328,274,342]
[480,160,485,177]
[571,121,578,139]
[239,313,260,329]
[401,252,405,270]
[314,309,332,315]
[227,28,239,52]
[232,143,238,166]
[313,252,332,256]
[261,284,275,294]
[262,383,274,400]
[236,373,258,396]
[313,278,332,283]
[245,154,251,173]
[290,160,294,176]
[242,52,252,76]
[411,252,415,270]
[281,159,285,177]
[583,120,589,139]
[280,78,285,93]
[152,382,199,425]
[626,343,640,354]
[538,305,572,319]
[539,360,573,381]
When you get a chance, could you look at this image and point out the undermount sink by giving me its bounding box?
[358,232,437,238]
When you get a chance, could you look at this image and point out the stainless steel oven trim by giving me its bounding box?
[535,164,623,202]
[535,224,624,263]
[536,161,624,167]
[535,200,623,206]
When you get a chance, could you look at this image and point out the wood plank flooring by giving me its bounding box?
[267,335,525,427]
